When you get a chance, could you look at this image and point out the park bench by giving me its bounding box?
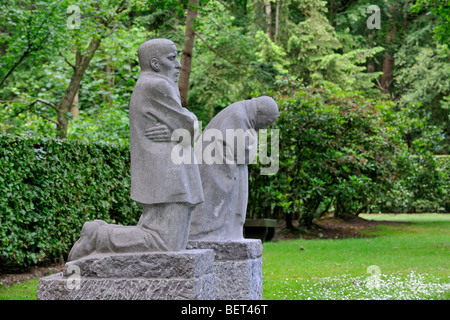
[244,218,277,242]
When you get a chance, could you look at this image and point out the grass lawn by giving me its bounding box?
[263,213,449,300]
[0,278,39,300]
[0,213,448,300]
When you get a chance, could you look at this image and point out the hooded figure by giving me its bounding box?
[189,96,278,241]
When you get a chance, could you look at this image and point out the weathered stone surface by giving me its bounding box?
[188,97,278,242]
[214,258,263,300]
[63,249,213,279]
[38,273,215,300]
[187,239,263,260]
[37,250,215,300]
[187,240,263,300]
[68,38,204,262]
[130,39,203,207]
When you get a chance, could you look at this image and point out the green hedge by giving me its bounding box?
[0,134,141,270]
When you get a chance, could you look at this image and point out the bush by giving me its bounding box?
[0,134,140,270]
[372,155,449,213]
[438,155,450,212]
[248,77,447,226]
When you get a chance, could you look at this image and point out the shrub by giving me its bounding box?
[438,155,450,212]
[372,155,449,213]
[248,77,447,226]
[0,134,141,270]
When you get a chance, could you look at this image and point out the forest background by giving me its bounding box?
[0,0,449,267]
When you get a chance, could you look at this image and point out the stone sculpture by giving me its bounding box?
[188,96,278,241]
[67,39,204,261]
[39,38,269,300]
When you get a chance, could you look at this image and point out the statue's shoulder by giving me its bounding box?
[137,74,173,93]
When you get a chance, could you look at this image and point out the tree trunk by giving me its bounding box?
[178,0,199,108]
[380,51,394,94]
[379,25,396,94]
[273,205,282,220]
[70,92,79,118]
[264,1,272,40]
[334,200,342,218]
[56,37,102,139]
[274,1,280,43]
[300,212,314,227]
[286,212,293,229]
[318,199,333,218]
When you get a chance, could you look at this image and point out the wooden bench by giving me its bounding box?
[243,219,277,242]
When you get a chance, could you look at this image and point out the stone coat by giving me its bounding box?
[189,98,259,240]
[129,73,204,205]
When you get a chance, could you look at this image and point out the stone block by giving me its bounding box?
[187,239,263,300]
[37,249,215,300]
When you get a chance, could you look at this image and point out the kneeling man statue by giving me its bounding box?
[68,39,204,261]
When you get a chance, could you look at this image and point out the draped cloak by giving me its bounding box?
[188,98,259,241]
[129,73,204,205]
[67,73,205,261]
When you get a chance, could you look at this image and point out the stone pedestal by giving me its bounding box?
[37,249,215,300]
[187,239,263,300]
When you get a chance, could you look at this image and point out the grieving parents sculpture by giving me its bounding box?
[188,96,278,241]
[129,39,204,249]
[67,39,204,261]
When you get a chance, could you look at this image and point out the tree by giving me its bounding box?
[395,43,449,153]
[0,1,58,88]
[178,0,200,108]
[0,0,69,135]
[1,0,131,139]
[67,25,150,145]
[54,0,130,139]
[412,0,450,44]
[264,0,273,40]
[187,0,272,123]
[246,0,383,94]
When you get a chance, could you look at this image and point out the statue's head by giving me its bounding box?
[138,39,181,83]
[254,96,279,130]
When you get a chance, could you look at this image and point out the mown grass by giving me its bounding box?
[0,214,448,300]
[263,213,449,300]
[0,278,39,300]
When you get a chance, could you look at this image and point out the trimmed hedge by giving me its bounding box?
[0,134,141,270]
